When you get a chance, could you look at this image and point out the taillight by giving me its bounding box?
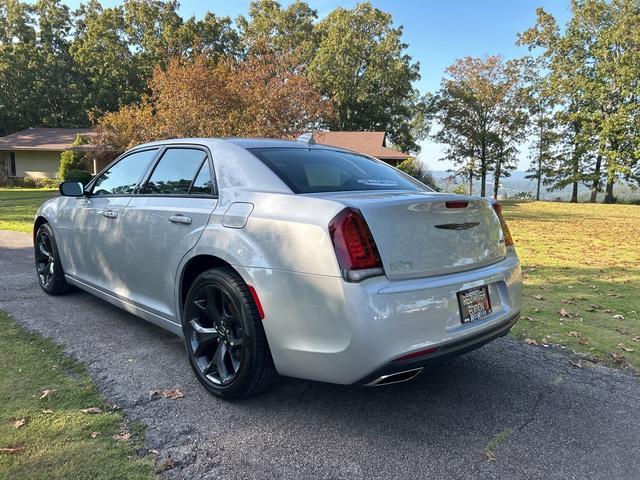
[328,208,384,281]
[492,202,514,247]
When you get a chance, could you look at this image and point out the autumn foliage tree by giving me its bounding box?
[92,49,331,156]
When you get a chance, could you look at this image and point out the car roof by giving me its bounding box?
[134,137,354,153]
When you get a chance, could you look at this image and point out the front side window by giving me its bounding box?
[143,148,210,195]
[249,147,424,194]
[92,149,158,195]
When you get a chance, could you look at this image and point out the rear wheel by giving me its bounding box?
[34,223,72,295]
[182,268,277,399]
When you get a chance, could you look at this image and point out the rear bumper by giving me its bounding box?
[355,311,520,385]
[240,251,523,385]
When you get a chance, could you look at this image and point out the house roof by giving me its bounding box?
[311,131,409,160]
[0,128,95,151]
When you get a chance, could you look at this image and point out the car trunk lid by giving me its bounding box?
[314,191,506,281]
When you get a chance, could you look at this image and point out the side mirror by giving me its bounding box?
[59,181,85,197]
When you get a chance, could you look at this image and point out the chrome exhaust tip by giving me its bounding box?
[366,367,423,386]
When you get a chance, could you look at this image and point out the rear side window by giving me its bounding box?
[92,149,158,195]
[143,148,211,195]
[249,147,423,194]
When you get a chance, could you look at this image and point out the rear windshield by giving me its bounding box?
[249,147,424,194]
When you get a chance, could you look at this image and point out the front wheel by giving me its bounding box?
[182,268,277,400]
[34,223,73,295]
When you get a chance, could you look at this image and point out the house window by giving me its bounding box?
[9,152,16,177]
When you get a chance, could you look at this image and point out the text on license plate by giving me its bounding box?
[457,286,492,323]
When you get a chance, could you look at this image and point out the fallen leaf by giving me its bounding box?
[632,336,640,342]
[41,409,54,415]
[613,314,625,320]
[113,432,131,442]
[81,407,102,414]
[578,337,590,345]
[39,389,56,400]
[162,389,184,400]
[611,352,624,364]
[567,331,579,337]
[533,295,544,300]
[534,307,540,313]
[618,344,634,353]
[524,316,535,322]
[160,457,175,471]
[559,308,571,318]
[568,359,583,368]
[0,444,25,454]
[149,449,159,455]
[90,432,100,439]
[11,418,27,429]
[148,389,161,398]
[524,338,538,345]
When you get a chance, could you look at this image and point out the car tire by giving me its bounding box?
[182,267,277,400]
[34,223,73,296]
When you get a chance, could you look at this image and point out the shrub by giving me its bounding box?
[65,169,93,186]
[58,134,89,180]
[33,177,60,189]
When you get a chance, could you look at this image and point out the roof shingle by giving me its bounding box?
[0,128,94,151]
[312,131,409,160]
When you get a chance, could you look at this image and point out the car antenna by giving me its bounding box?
[296,132,316,145]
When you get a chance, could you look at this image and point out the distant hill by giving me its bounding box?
[431,170,640,203]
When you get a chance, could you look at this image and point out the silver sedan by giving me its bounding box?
[34,137,522,399]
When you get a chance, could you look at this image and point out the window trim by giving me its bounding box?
[138,146,216,198]
[86,146,161,197]
[85,143,218,199]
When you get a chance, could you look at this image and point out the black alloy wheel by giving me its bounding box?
[34,223,72,295]
[182,268,277,399]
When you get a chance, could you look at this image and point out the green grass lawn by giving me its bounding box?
[0,188,57,233]
[503,201,640,369]
[0,312,156,479]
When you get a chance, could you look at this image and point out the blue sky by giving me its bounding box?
[60,0,572,170]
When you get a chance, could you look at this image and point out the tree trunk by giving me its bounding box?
[570,182,578,203]
[603,177,615,204]
[468,164,473,195]
[480,141,487,197]
[589,155,602,203]
[493,156,502,199]
[536,124,543,201]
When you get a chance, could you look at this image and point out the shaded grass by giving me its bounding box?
[0,188,57,233]
[0,311,155,480]
[503,201,640,369]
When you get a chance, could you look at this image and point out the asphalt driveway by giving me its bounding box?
[1,229,639,479]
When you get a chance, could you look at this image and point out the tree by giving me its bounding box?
[433,56,527,197]
[92,51,331,155]
[396,158,438,190]
[519,0,640,203]
[237,0,317,62]
[308,2,423,153]
[71,0,142,117]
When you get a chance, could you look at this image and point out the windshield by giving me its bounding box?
[249,147,425,194]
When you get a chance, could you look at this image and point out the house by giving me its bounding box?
[311,131,409,166]
[0,128,409,181]
[0,128,95,181]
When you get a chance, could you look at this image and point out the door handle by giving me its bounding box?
[169,214,192,225]
[103,210,118,219]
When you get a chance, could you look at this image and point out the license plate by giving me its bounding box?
[457,286,492,323]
